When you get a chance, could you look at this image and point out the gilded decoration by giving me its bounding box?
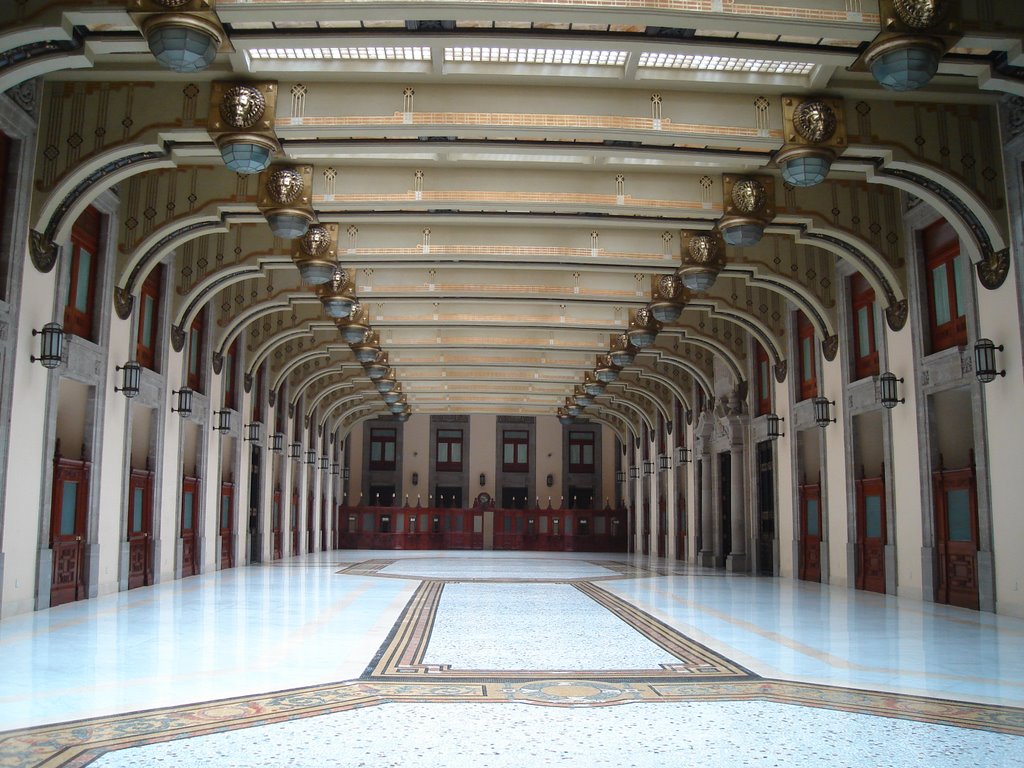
[113,286,135,320]
[211,351,223,375]
[635,306,653,327]
[155,0,193,7]
[822,334,840,362]
[687,234,719,264]
[731,179,767,215]
[892,0,947,29]
[219,85,266,130]
[976,248,1010,290]
[266,167,304,205]
[774,360,788,384]
[792,99,838,144]
[885,299,909,332]
[658,274,681,299]
[300,224,332,257]
[28,230,57,273]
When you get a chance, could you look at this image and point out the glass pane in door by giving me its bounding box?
[806,498,819,537]
[60,481,79,535]
[183,491,194,530]
[946,488,972,541]
[132,487,144,532]
[865,494,882,538]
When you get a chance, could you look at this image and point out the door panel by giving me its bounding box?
[50,457,90,607]
[181,476,199,577]
[799,483,821,583]
[855,476,886,593]
[272,486,282,559]
[126,469,154,589]
[933,467,979,610]
[220,481,234,569]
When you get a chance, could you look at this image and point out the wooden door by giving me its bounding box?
[219,481,234,569]
[933,467,979,610]
[641,502,649,554]
[675,492,686,560]
[126,469,154,589]
[756,441,775,576]
[320,497,327,550]
[657,496,666,557]
[855,476,886,593]
[272,486,282,559]
[799,483,821,582]
[181,475,199,577]
[291,488,299,555]
[306,494,315,552]
[50,456,90,607]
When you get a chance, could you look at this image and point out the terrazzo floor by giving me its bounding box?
[2,549,1023,767]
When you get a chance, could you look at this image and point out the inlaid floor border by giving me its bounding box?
[2,677,1023,768]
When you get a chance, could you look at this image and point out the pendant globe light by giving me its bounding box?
[208,82,281,175]
[625,307,660,350]
[317,266,356,318]
[647,273,689,324]
[595,353,621,384]
[293,223,338,286]
[258,165,314,239]
[775,96,845,188]
[678,230,726,293]
[718,175,774,247]
[609,333,637,368]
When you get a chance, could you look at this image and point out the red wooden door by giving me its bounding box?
[181,475,200,577]
[291,488,299,555]
[657,496,667,557]
[799,483,821,582]
[272,486,282,559]
[320,497,327,550]
[676,492,686,560]
[219,481,234,569]
[306,494,315,552]
[855,476,886,594]
[933,467,979,610]
[50,456,90,607]
[126,469,154,589]
[641,502,650,555]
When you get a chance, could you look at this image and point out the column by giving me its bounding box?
[727,443,746,572]
[699,444,715,567]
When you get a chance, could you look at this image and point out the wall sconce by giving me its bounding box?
[479,473,486,487]
[676,445,691,464]
[115,360,142,399]
[878,372,905,409]
[343,466,351,480]
[244,422,261,442]
[171,387,193,416]
[305,449,316,466]
[270,432,284,453]
[546,473,554,487]
[615,470,625,483]
[411,471,419,486]
[320,456,330,471]
[332,462,340,476]
[658,454,670,471]
[974,338,1005,384]
[628,466,639,480]
[213,409,231,433]
[30,322,64,369]
[289,442,301,460]
[642,460,654,476]
[767,413,785,440]
[813,397,836,428]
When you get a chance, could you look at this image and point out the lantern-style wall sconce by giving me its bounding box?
[629,466,639,480]
[289,442,301,460]
[642,460,654,476]
[305,449,316,466]
[658,454,670,471]
[244,422,261,442]
[270,432,284,453]
[115,360,142,399]
[878,372,905,409]
[615,470,625,483]
[319,456,330,471]
[974,339,1005,384]
[813,397,836,428]
[213,409,231,433]
[332,462,340,476]
[546,473,554,487]
[171,387,193,416]
[479,473,486,487]
[342,466,351,480]
[676,445,691,464]
[411,471,419,486]
[30,322,64,369]
[767,413,785,440]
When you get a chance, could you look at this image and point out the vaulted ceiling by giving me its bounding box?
[6,0,1022,438]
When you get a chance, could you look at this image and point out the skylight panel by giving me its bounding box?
[248,46,431,61]
[637,52,814,75]
[445,47,628,66]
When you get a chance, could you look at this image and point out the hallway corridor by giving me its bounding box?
[1,551,1022,766]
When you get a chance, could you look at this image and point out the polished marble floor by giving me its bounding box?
[1,550,1023,767]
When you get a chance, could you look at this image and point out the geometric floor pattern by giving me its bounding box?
[2,551,1023,767]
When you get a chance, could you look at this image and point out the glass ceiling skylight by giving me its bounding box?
[445,47,628,66]
[248,46,431,61]
[637,52,814,75]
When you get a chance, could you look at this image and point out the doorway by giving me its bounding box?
[719,452,732,564]
[50,454,90,607]
[756,441,775,576]
[933,466,979,610]
[799,482,821,582]
[181,475,200,577]
[855,476,886,593]
[126,468,154,589]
